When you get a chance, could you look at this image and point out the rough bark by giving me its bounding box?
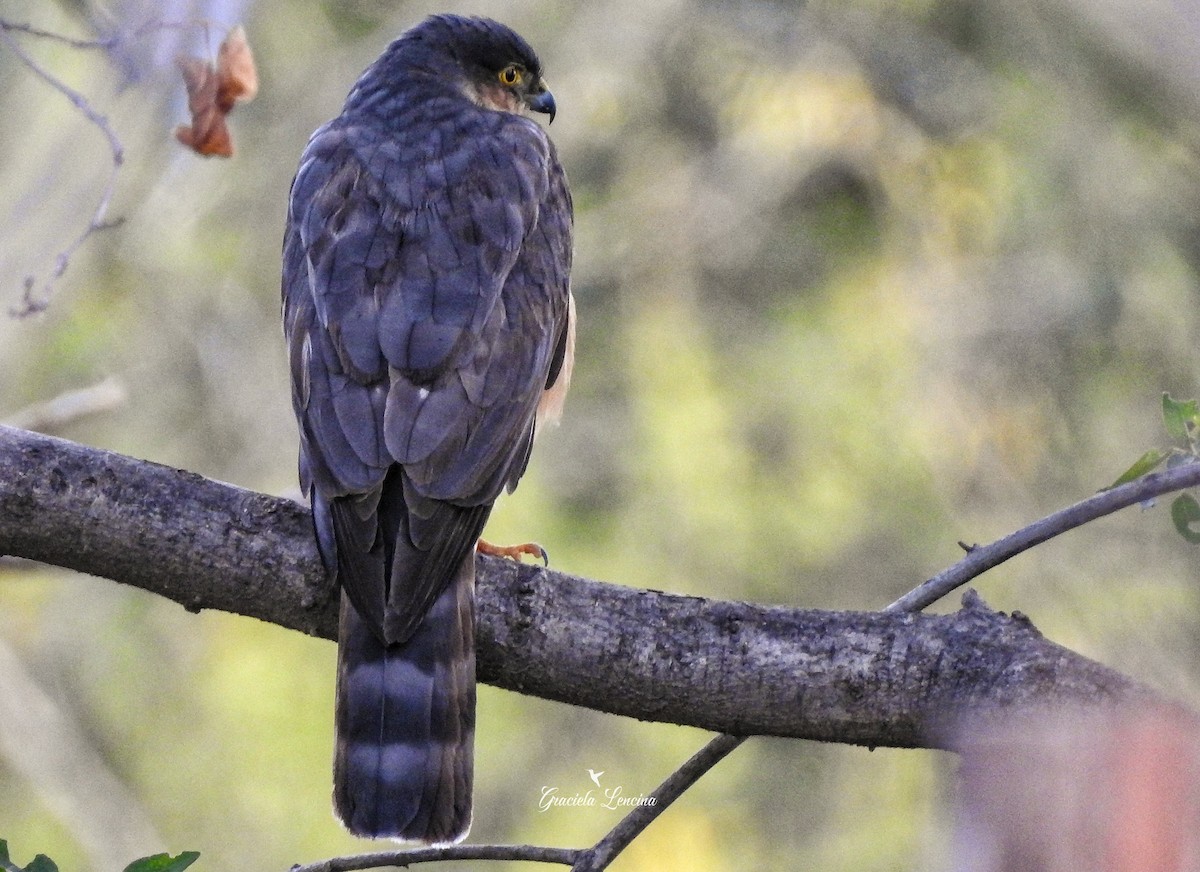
[0,424,1159,746]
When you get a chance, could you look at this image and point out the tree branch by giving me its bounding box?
[288,844,578,871]
[0,424,1165,747]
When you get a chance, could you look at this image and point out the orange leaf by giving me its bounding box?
[174,25,256,158]
[174,117,232,157]
[216,25,258,109]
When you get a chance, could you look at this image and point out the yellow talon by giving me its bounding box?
[476,539,549,566]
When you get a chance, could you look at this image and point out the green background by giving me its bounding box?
[2,0,1200,868]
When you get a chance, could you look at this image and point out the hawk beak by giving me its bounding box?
[528,82,557,123]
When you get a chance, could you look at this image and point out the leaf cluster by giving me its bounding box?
[0,841,198,872]
[1109,394,1200,541]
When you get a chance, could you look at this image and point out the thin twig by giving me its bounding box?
[0,19,115,50]
[885,458,1200,613]
[0,24,125,317]
[287,844,578,871]
[0,17,218,51]
[570,733,745,872]
[1,376,126,431]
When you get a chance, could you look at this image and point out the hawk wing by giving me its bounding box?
[283,107,573,645]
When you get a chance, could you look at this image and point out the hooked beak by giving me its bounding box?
[527,81,557,124]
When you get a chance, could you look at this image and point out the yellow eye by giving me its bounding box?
[499,65,523,86]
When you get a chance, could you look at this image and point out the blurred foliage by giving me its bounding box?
[0,840,197,872]
[0,839,57,872]
[3,0,1200,869]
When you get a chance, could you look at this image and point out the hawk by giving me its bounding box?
[282,14,573,843]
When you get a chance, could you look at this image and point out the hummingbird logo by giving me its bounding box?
[586,768,604,788]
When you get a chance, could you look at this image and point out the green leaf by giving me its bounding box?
[1162,393,1200,443]
[1105,448,1170,489]
[0,842,9,866]
[1171,493,1200,543]
[22,857,59,872]
[122,853,200,872]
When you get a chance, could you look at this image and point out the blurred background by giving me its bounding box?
[2,0,1200,868]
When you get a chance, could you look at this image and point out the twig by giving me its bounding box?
[0,19,115,50]
[1,376,126,431]
[570,733,745,872]
[0,24,125,317]
[885,458,1200,613]
[287,844,578,871]
[0,18,220,54]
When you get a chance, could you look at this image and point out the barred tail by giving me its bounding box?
[332,557,476,843]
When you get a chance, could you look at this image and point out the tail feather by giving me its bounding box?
[333,556,475,842]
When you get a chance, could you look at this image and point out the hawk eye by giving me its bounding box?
[499,65,523,86]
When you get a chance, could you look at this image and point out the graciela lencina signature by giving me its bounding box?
[538,770,657,813]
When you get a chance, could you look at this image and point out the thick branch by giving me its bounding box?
[0,425,1160,745]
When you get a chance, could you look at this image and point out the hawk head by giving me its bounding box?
[356,14,557,123]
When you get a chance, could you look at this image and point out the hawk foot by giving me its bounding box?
[476,538,549,566]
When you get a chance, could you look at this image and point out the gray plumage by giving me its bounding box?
[282,13,572,843]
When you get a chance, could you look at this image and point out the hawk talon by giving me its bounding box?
[476,538,549,566]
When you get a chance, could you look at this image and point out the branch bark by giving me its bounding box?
[0,425,1161,746]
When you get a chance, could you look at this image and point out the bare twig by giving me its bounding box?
[287,844,578,871]
[886,459,1200,613]
[0,19,115,50]
[0,16,224,52]
[570,733,745,872]
[0,24,125,317]
[1,376,126,432]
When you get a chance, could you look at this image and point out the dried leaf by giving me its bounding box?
[174,25,257,158]
[215,25,258,109]
[174,56,230,156]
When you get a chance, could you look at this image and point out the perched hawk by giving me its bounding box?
[282,14,573,843]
